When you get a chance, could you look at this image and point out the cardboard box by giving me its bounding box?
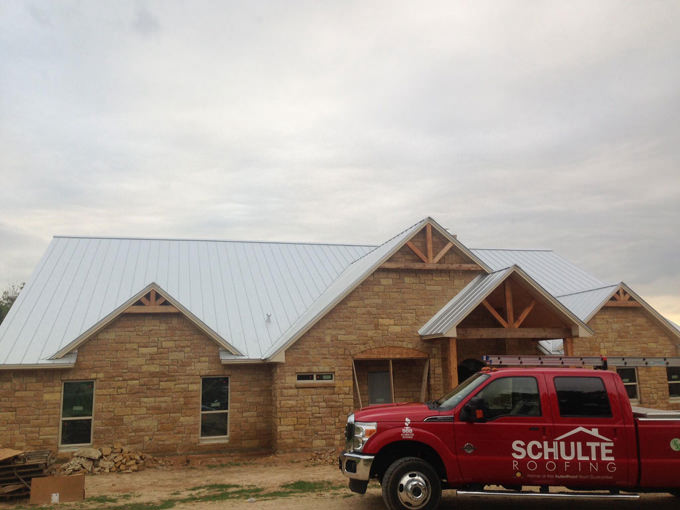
[29,475,85,505]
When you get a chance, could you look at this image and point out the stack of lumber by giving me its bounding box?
[0,449,53,500]
[58,445,150,475]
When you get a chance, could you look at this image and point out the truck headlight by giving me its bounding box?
[351,421,377,451]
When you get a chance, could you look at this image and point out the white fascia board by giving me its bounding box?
[50,282,242,359]
[427,218,492,273]
[0,353,77,370]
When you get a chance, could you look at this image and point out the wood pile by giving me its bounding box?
[58,445,150,475]
[0,449,53,500]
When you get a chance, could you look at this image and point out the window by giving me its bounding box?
[201,377,229,439]
[554,377,612,418]
[668,367,680,399]
[475,376,541,420]
[296,372,334,384]
[60,381,94,446]
[616,367,639,401]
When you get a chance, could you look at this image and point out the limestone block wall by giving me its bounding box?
[575,307,680,410]
[0,315,273,454]
[271,267,478,451]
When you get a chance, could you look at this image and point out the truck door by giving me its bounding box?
[545,374,630,487]
[454,374,552,486]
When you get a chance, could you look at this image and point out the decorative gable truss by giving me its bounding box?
[124,289,179,314]
[604,287,641,308]
[381,221,485,271]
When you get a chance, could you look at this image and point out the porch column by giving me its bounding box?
[447,338,458,390]
[564,337,574,356]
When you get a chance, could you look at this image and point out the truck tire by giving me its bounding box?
[382,457,442,510]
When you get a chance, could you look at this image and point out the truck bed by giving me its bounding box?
[633,407,680,488]
[632,406,680,419]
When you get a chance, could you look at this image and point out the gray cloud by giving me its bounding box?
[1,0,679,319]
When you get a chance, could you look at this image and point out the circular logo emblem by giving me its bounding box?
[671,438,680,452]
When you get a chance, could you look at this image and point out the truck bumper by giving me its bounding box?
[338,451,374,481]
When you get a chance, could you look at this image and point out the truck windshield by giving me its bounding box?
[435,373,489,410]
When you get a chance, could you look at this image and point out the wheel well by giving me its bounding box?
[371,441,447,483]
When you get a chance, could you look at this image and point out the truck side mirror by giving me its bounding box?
[460,397,485,423]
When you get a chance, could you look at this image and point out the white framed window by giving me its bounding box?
[616,367,639,402]
[668,367,680,399]
[60,380,95,447]
[201,377,229,440]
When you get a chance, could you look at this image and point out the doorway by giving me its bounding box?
[368,371,392,404]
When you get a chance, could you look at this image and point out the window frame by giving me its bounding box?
[472,375,542,421]
[59,380,95,449]
[668,367,680,400]
[199,376,230,443]
[616,367,640,403]
[296,372,335,388]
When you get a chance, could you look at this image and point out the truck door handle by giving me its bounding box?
[529,427,539,431]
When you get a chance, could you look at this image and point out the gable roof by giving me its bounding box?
[0,236,373,365]
[418,265,594,339]
[262,217,490,360]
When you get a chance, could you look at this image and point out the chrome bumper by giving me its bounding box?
[338,451,374,481]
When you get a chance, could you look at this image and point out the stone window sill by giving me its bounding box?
[296,382,336,389]
[199,437,229,445]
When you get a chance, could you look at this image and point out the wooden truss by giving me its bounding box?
[124,289,179,314]
[381,223,480,270]
[481,280,536,329]
[604,287,641,308]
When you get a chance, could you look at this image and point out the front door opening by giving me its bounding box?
[368,371,392,404]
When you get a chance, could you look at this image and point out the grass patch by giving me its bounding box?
[86,495,119,504]
[104,500,176,510]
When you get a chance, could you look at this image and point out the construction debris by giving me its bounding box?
[58,445,150,475]
[0,450,53,500]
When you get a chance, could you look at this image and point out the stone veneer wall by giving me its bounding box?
[271,267,479,451]
[574,307,680,410]
[0,314,273,454]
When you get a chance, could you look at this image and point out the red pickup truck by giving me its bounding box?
[339,366,680,510]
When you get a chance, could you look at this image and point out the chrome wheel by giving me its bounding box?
[397,471,431,509]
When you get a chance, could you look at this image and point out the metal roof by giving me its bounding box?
[0,237,373,364]
[419,265,594,338]
[471,249,607,297]
[556,285,619,322]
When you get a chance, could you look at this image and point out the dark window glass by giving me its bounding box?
[668,367,680,398]
[554,377,612,417]
[62,381,94,418]
[297,374,314,381]
[315,373,333,381]
[476,377,541,420]
[616,368,638,400]
[61,419,92,445]
[201,377,229,411]
[201,413,228,437]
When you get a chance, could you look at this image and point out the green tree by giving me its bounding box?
[0,283,24,325]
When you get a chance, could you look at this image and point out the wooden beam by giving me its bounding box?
[456,327,572,339]
[155,296,166,306]
[150,289,157,305]
[432,242,453,264]
[125,305,180,314]
[481,300,509,328]
[505,281,514,326]
[426,224,433,263]
[564,337,574,356]
[604,301,641,308]
[389,359,395,404]
[419,359,430,402]
[140,295,151,306]
[406,241,429,263]
[513,300,536,328]
[380,262,481,271]
[447,339,458,390]
[352,359,362,409]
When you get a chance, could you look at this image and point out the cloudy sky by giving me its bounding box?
[1,1,679,321]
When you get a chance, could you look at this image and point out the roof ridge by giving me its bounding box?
[555,283,619,298]
[53,235,376,248]
[471,248,553,252]
[347,218,428,266]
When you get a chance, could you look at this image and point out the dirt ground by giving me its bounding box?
[1,452,678,510]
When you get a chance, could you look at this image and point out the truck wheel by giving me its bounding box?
[382,457,441,510]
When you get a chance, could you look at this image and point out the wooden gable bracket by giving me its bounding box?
[383,223,479,271]
[124,289,180,314]
[481,280,537,329]
[604,287,641,308]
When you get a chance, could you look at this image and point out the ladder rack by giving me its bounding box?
[482,355,680,368]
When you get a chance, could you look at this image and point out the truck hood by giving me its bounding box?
[354,402,438,423]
